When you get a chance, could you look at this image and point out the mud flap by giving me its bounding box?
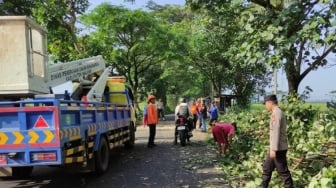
[0,167,12,177]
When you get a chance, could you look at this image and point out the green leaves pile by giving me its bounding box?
[218,97,336,187]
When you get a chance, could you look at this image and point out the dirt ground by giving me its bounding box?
[82,114,230,188]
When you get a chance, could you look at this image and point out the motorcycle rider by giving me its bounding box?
[174,98,194,144]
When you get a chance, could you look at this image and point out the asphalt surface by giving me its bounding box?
[0,114,229,188]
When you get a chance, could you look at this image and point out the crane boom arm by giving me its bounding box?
[86,66,112,102]
[46,56,106,87]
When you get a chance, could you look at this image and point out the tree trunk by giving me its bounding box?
[213,82,221,99]
[287,77,300,94]
[285,56,301,94]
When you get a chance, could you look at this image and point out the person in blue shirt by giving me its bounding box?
[209,100,219,126]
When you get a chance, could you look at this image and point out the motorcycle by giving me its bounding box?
[175,116,193,146]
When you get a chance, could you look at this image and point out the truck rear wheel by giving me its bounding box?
[124,124,135,149]
[12,166,33,178]
[95,137,110,175]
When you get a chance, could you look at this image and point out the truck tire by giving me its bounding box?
[12,166,33,178]
[95,136,110,175]
[124,124,135,149]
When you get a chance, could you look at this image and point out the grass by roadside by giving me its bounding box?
[250,102,328,111]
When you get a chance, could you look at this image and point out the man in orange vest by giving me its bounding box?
[143,94,159,148]
[189,100,199,129]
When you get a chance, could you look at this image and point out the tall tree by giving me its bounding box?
[80,4,174,110]
[33,0,89,61]
[188,0,336,94]
[251,0,336,94]
[187,1,271,106]
[148,4,205,101]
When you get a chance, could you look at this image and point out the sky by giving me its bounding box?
[88,0,181,10]
[71,0,336,101]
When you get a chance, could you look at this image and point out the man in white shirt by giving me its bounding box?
[157,98,165,120]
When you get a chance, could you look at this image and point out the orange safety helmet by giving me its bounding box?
[148,94,156,101]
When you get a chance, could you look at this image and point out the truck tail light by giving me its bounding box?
[31,152,57,162]
[0,154,7,165]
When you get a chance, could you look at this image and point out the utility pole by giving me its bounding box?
[274,68,278,95]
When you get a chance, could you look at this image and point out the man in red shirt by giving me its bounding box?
[211,122,237,156]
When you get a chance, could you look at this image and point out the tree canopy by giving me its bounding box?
[80,3,183,109]
[1,0,335,107]
[187,0,336,94]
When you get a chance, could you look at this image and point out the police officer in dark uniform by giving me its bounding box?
[262,94,293,188]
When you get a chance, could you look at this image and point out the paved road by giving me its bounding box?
[0,115,229,188]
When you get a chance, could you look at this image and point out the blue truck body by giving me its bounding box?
[0,91,135,177]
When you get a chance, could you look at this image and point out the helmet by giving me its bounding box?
[148,94,156,101]
[179,98,186,103]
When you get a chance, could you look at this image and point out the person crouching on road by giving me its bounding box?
[142,94,159,148]
[211,122,237,157]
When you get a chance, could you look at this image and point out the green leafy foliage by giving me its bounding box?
[187,2,272,106]
[33,0,90,61]
[216,96,336,187]
[187,0,336,95]
[0,0,36,16]
[308,166,336,188]
[81,6,160,88]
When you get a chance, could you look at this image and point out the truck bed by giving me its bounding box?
[0,97,132,168]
